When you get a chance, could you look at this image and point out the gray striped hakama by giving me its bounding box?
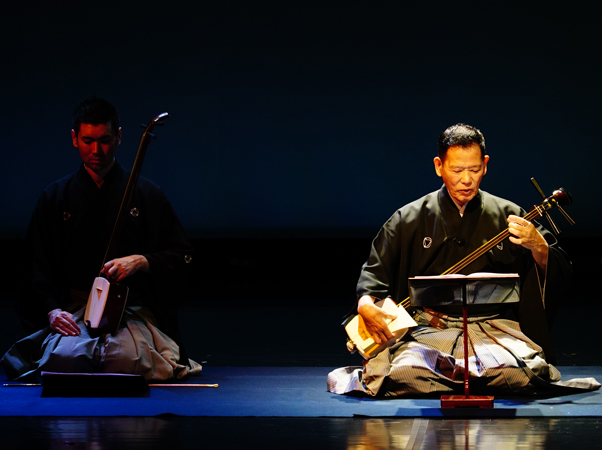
[1,306,202,383]
[327,309,600,396]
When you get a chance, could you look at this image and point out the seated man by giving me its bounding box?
[328,123,599,396]
[2,97,201,382]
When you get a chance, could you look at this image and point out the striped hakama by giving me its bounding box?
[1,306,202,383]
[327,309,600,396]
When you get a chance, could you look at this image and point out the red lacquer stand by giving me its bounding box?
[440,283,494,409]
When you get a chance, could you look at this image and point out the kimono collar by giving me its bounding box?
[438,185,482,216]
[438,185,483,246]
[76,161,125,194]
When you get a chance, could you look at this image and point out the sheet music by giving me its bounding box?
[412,272,519,280]
[409,273,520,306]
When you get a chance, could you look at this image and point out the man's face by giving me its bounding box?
[71,122,121,174]
[434,142,489,206]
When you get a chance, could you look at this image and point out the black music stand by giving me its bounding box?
[409,273,520,409]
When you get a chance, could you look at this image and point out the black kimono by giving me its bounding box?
[327,186,599,396]
[2,162,201,381]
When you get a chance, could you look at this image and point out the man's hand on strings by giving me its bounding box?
[49,309,81,336]
[357,295,398,344]
[101,255,149,282]
[507,214,549,270]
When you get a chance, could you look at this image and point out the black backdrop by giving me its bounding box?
[1,1,602,369]
[2,2,601,240]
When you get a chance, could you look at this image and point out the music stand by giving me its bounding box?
[409,273,520,408]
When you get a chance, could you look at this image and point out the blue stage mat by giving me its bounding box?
[1,366,601,418]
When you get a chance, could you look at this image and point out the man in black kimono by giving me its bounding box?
[2,97,201,381]
[328,123,599,396]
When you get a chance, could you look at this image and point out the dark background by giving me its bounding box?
[2,2,601,238]
[1,2,601,364]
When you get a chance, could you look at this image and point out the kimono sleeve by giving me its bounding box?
[356,210,404,301]
[18,192,64,332]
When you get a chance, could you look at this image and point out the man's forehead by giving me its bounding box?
[442,144,484,165]
[445,160,484,168]
[77,122,115,137]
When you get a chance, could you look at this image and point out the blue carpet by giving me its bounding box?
[1,366,601,418]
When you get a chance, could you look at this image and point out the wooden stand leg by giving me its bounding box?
[440,289,494,409]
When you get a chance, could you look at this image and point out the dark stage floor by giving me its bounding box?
[1,303,601,449]
[0,237,601,449]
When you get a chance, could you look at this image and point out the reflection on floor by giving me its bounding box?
[2,416,602,449]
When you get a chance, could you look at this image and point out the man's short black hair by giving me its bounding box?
[72,97,120,135]
[438,123,486,160]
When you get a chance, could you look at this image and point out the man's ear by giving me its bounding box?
[482,155,489,175]
[116,127,122,146]
[71,129,78,148]
[434,156,443,177]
